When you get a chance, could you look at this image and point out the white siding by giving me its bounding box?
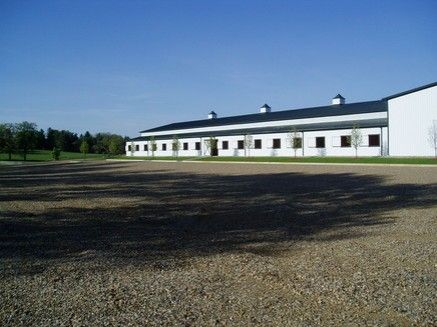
[126,127,386,157]
[388,85,437,156]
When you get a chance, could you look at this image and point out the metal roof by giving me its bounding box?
[131,118,387,141]
[140,100,387,133]
[382,81,437,100]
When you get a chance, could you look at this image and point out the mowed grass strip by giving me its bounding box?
[117,156,197,161]
[196,156,437,165]
[0,150,107,162]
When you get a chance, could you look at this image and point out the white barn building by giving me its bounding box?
[126,82,437,157]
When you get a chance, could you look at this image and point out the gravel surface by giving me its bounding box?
[1,161,436,326]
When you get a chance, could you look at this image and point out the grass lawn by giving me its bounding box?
[197,156,437,165]
[115,156,196,161]
[0,150,107,162]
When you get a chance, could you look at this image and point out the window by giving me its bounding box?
[195,142,201,150]
[369,134,380,147]
[144,144,148,151]
[135,145,139,151]
[254,139,262,149]
[222,141,229,149]
[316,137,325,148]
[162,143,167,151]
[273,138,281,149]
[183,142,188,150]
[128,145,131,151]
[341,136,351,147]
[238,140,244,149]
[293,137,302,148]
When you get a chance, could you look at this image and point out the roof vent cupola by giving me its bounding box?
[332,94,345,105]
[208,111,217,119]
[260,103,271,113]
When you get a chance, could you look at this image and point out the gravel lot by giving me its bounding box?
[1,161,436,326]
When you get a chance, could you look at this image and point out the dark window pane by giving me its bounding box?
[135,145,139,151]
[195,142,201,150]
[369,134,380,147]
[183,142,188,150]
[222,141,229,149]
[128,145,131,151]
[162,144,166,151]
[341,136,351,147]
[254,139,262,149]
[316,137,325,148]
[144,144,148,151]
[238,140,244,149]
[273,138,281,149]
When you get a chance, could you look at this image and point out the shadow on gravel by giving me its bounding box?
[1,161,436,275]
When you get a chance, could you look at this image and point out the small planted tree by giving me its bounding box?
[130,141,136,156]
[350,124,363,158]
[52,147,61,160]
[243,134,253,157]
[171,135,180,157]
[149,136,157,157]
[428,120,437,158]
[287,127,301,157]
[80,139,90,158]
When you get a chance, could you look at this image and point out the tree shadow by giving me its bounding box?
[1,161,436,276]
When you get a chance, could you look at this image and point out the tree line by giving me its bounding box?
[0,121,128,160]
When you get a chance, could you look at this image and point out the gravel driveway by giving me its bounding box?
[1,161,436,326]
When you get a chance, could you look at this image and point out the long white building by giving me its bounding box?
[126,82,437,157]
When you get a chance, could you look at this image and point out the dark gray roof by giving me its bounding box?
[260,103,271,108]
[209,111,216,115]
[131,118,387,141]
[333,94,345,99]
[140,100,387,133]
[382,81,437,100]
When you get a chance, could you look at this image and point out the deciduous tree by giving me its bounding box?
[351,124,363,158]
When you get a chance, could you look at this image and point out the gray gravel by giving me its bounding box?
[1,161,436,326]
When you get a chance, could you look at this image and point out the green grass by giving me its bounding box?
[196,156,437,165]
[114,156,195,161]
[115,155,437,165]
[0,150,107,162]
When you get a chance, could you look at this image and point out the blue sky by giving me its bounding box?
[1,0,436,136]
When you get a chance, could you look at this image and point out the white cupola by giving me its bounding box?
[260,104,271,113]
[208,111,217,119]
[332,94,345,105]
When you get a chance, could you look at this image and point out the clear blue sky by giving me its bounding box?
[1,0,436,137]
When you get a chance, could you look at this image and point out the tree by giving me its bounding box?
[350,124,363,158]
[15,121,37,161]
[243,134,253,157]
[287,127,301,157]
[171,135,180,157]
[0,123,17,160]
[149,136,157,157]
[35,129,46,149]
[109,135,124,156]
[52,147,61,160]
[80,139,90,158]
[130,141,136,156]
[428,120,437,158]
